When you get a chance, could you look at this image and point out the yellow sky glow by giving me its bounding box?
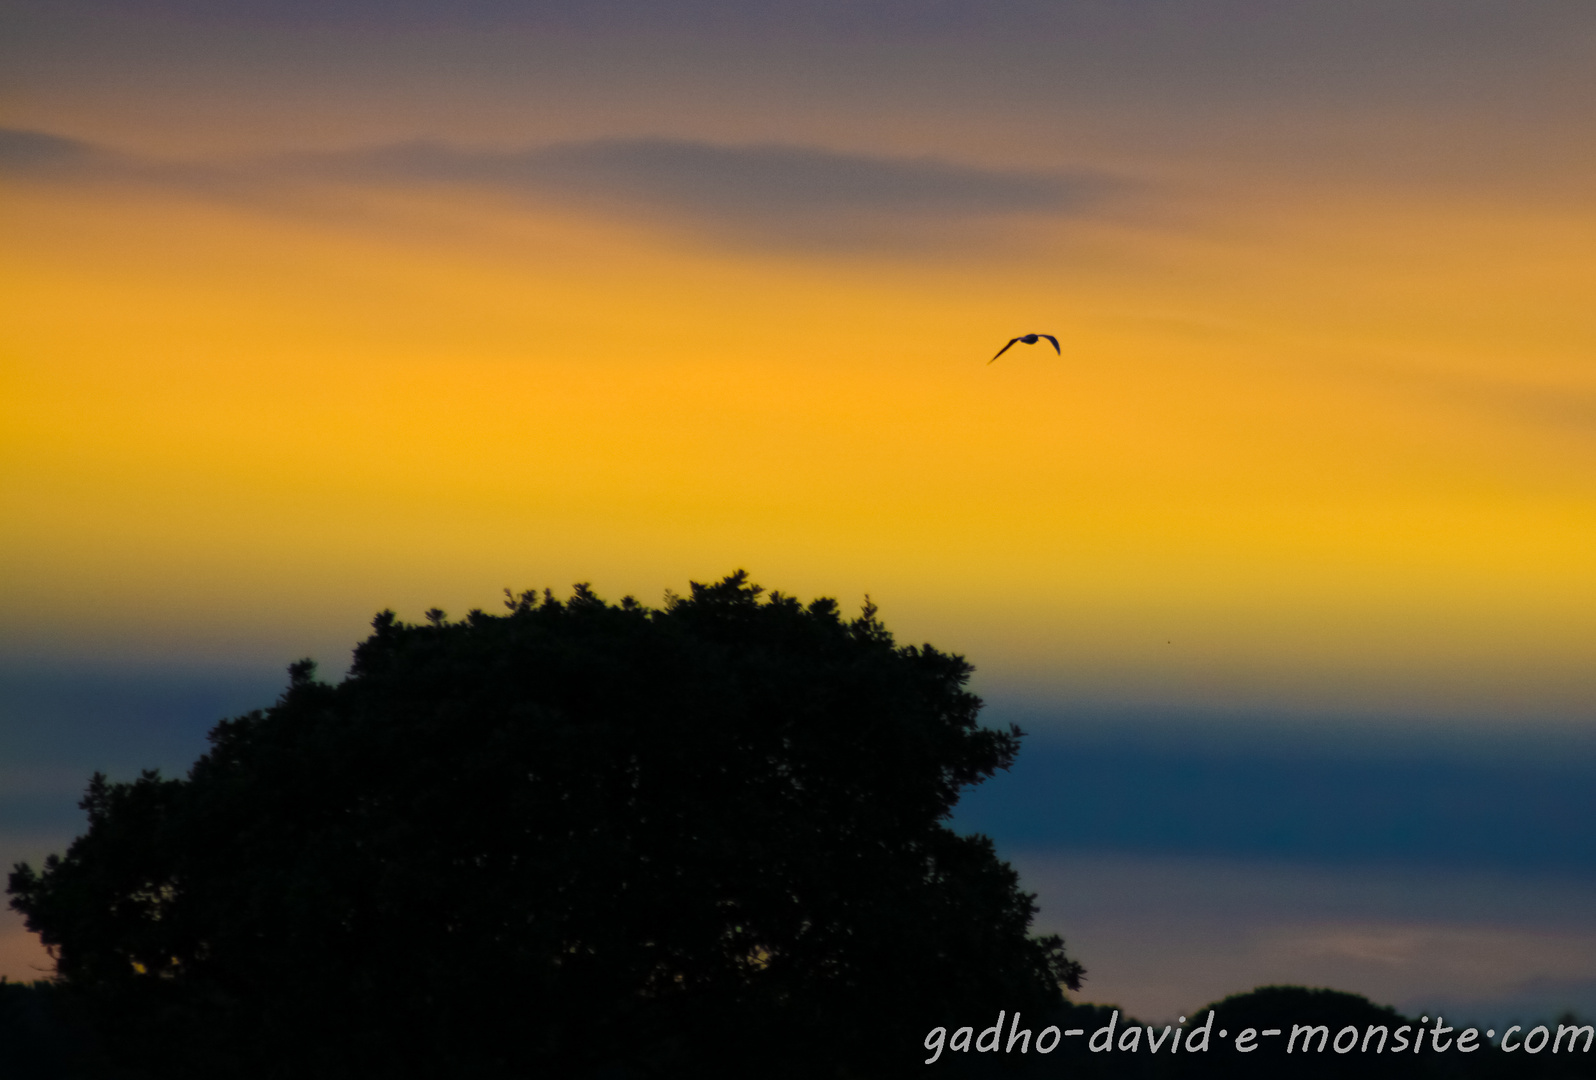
[4,158,1594,721]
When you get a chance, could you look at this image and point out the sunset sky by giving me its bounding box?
[3,0,1594,1022]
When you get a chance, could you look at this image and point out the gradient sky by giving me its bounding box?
[3,0,1594,1020]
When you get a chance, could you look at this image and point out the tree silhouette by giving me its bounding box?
[1166,986,1596,1080]
[1170,986,1429,1080]
[9,573,1081,1078]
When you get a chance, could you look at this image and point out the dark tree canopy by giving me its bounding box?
[9,573,1081,1078]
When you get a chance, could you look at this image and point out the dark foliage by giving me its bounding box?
[8,573,1081,1079]
[0,978,97,1079]
[1176,986,1435,1080]
[931,1000,1161,1079]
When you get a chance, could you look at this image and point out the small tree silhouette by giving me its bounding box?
[10,573,1081,1078]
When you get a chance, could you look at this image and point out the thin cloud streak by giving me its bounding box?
[0,126,258,197]
[0,128,109,173]
[1,127,1121,251]
[298,136,1122,251]
[324,137,1110,218]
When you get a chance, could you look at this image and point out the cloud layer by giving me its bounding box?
[953,725,1596,874]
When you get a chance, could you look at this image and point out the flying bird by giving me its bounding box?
[989,333,1060,363]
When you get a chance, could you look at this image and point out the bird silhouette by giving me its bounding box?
[989,333,1060,363]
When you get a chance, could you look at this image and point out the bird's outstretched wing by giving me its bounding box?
[1040,334,1060,354]
[989,337,1021,363]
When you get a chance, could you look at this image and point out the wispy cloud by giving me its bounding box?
[302,136,1118,249]
[0,128,110,173]
[324,137,1103,216]
[1,126,1118,251]
[0,126,235,191]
